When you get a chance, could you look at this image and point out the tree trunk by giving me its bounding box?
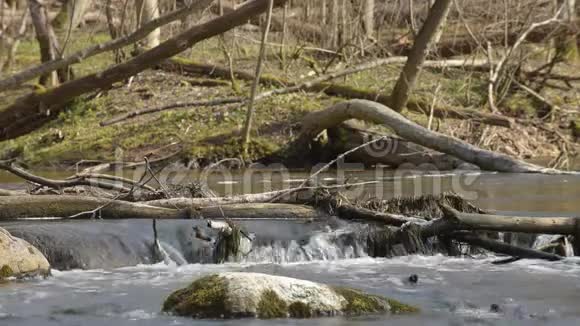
[363,0,374,39]
[297,99,559,173]
[389,0,452,112]
[423,205,580,236]
[330,0,339,47]
[0,0,288,142]
[28,0,63,87]
[242,0,274,156]
[556,0,578,62]
[54,0,92,30]
[135,0,161,48]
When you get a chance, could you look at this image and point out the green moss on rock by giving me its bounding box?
[333,287,418,315]
[0,265,13,279]
[386,298,420,314]
[257,290,288,319]
[288,301,313,318]
[162,274,227,318]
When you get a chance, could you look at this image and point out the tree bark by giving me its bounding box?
[423,205,580,236]
[135,0,161,48]
[363,0,374,39]
[555,0,579,62]
[28,0,63,87]
[390,0,452,112]
[297,99,559,173]
[242,0,274,155]
[0,0,288,142]
[0,195,188,219]
[191,203,325,220]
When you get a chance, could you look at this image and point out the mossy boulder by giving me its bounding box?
[0,227,50,279]
[162,272,418,319]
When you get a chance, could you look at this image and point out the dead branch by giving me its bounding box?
[68,173,157,192]
[0,162,131,193]
[451,232,563,261]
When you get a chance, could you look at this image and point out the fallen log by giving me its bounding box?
[145,181,379,209]
[193,203,324,220]
[145,188,309,209]
[296,99,560,173]
[336,205,424,226]
[424,205,580,235]
[451,232,563,261]
[0,0,288,141]
[0,195,189,219]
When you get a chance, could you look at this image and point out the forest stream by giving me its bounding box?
[0,169,579,325]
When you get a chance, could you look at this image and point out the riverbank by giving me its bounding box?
[1,30,578,169]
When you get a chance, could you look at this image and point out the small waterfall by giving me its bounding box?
[532,234,561,249]
[242,227,368,263]
[533,234,575,257]
[156,240,187,266]
[564,237,575,257]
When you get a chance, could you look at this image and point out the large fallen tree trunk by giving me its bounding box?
[0,0,288,141]
[423,205,580,236]
[0,195,189,219]
[0,195,323,220]
[296,99,561,173]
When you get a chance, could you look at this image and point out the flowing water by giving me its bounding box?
[1,169,580,325]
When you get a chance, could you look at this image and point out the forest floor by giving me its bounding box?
[0,26,579,169]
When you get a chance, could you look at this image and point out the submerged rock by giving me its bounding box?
[162,272,418,319]
[0,227,50,279]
